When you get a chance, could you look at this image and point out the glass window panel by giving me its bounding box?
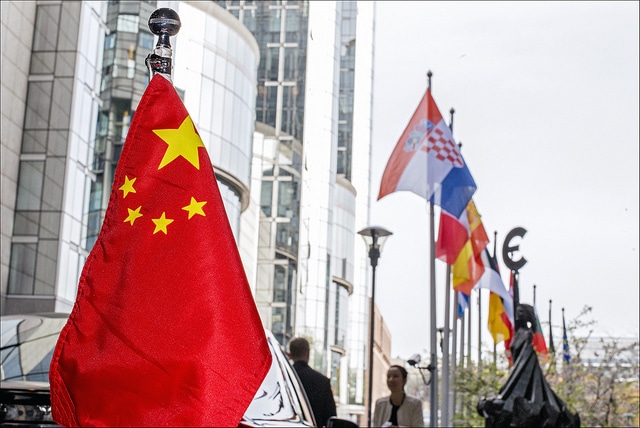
[276,221,297,254]
[281,85,299,136]
[266,46,279,80]
[283,47,298,81]
[39,212,61,240]
[48,130,69,157]
[41,157,65,211]
[88,178,103,212]
[243,9,256,32]
[34,240,57,295]
[30,52,56,75]
[22,130,48,154]
[139,32,154,51]
[277,180,295,217]
[105,33,116,50]
[260,180,273,216]
[330,350,342,399]
[285,11,300,43]
[273,265,286,302]
[334,283,349,349]
[117,15,139,33]
[267,7,282,33]
[86,210,102,250]
[24,81,53,130]
[271,306,286,344]
[264,86,277,128]
[16,161,45,210]
[33,5,60,51]
[58,1,81,50]
[13,211,40,236]
[7,243,37,295]
[55,51,77,77]
[50,79,73,129]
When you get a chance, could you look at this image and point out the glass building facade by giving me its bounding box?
[216,1,375,420]
[2,1,260,313]
[4,1,107,313]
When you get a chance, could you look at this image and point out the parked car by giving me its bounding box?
[0,313,346,427]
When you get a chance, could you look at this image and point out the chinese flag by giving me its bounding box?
[49,74,271,427]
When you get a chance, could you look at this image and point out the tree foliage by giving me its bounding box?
[451,306,639,427]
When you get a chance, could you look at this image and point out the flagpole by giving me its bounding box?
[450,287,458,418]
[477,287,482,365]
[466,295,472,367]
[426,70,438,428]
[459,306,465,371]
[512,270,520,310]
[492,231,498,367]
[440,107,456,428]
[549,299,555,368]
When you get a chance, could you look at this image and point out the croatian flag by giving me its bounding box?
[378,88,476,218]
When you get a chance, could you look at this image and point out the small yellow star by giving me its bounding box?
[119,176,137,198]
[124,206,143,225]
[153,115,205,170]
[182,197,207,219]
[152,212,174,235]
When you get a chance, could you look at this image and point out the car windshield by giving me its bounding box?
[243,332,312,425]
[1,314,68,382]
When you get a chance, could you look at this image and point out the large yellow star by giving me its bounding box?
[124,206,143,225]
[152,212,174,235]
[182,197,207,219]
[119,176,137,198]
[153,115,205,170]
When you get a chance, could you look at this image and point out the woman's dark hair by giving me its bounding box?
[389,364,408,380]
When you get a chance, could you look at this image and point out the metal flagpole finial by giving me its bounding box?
[146,8,181,80]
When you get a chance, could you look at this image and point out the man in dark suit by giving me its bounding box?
[289,337,337,428]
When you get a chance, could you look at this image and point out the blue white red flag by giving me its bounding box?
[378,88,476,218]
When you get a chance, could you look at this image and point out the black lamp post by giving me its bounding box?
[358,226,393,428]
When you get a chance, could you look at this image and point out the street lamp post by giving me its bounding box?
[358,226,393,428]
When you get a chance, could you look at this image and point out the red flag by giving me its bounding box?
[49,74,271,427]
[436,208,469,264]
[533,305,550,361]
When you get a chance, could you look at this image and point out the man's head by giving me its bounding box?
[288,337,310,362]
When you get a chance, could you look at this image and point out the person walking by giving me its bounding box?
[373,365,424,427]
[289,337,337,428]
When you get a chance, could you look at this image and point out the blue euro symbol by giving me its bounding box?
[502,227,528,271]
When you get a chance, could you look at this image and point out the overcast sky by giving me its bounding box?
[368,1,639,360]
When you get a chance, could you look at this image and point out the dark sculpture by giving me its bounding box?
[477,303,580,427]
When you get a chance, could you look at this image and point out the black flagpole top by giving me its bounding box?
[146,8,181,78]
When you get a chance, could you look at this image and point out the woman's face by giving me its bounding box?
[386,367,405,392]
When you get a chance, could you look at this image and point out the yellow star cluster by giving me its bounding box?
[119,175,207,235]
